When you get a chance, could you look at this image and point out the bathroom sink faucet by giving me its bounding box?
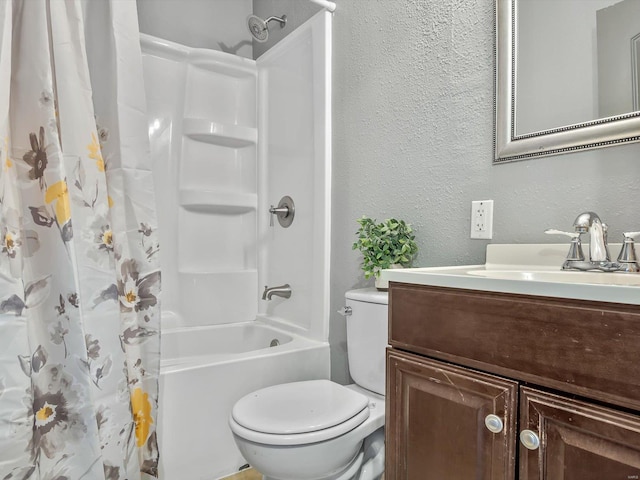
[262,284,292,300]
[572,211,610,263]
[546,212,629,272]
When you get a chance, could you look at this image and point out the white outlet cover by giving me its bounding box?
[471,200,493,239]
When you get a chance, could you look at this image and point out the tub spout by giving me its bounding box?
[262,284,291,300]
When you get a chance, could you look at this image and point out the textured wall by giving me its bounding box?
[272,0,640,384]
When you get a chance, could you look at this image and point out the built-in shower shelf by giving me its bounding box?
[183,118,257,148]
[179,189,257,213]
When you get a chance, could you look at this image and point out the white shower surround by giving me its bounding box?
[142,34,259,329]
[141,10,332,480]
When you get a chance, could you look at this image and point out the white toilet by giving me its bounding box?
[229,288,389,480]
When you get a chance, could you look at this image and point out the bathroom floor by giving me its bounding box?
[220,468,385,480]
[220,468,262,480]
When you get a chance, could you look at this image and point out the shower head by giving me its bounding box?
[247,14,287,43]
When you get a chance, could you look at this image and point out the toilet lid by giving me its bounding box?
[231,379,369,435]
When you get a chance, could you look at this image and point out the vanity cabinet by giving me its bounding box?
[386,283,640,480]
[386,349,518,479]
[519,387,640,479]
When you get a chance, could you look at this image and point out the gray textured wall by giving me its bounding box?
[257,0,640,384]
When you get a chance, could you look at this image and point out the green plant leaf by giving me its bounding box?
[352,215,419,277]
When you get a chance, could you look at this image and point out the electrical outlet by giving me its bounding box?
[470,200,494,239]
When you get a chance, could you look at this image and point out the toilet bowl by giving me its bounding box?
[229,289,388,480]
[229,381,385,480]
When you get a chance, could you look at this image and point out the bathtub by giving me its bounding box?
[158,321,330,480]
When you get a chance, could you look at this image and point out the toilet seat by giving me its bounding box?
[230,379,371,446]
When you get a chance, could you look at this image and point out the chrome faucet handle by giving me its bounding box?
[544,229,580,239]
[269,205,290,226]
[616,232,640,272]
[622,231,640,240]
[545,229,585,262]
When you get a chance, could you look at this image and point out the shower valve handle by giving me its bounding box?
[269,206,289,226]
[269,196,295,228]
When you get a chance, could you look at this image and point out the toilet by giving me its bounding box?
[229,288,389,480]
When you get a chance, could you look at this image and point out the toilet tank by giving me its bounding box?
[345,288,389,396]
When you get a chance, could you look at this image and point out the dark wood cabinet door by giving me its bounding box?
[386,349,518,480]
[520,387,640,480]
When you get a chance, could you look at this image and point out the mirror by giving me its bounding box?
[495,0,640,163]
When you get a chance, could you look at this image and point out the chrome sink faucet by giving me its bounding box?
[546,212,623,272]
[262,284,292,300]
[572,211,610,263]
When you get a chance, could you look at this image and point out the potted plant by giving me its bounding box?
[352,216,418,289]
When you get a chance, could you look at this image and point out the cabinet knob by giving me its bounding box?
[519,429,540,450]
[484,414,504,433]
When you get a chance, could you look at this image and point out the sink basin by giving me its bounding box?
[380,243,640,305]
[466,269,640,286]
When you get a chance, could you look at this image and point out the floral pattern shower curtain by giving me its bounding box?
[0,1,161,479]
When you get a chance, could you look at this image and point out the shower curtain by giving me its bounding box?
[0,1,161,479]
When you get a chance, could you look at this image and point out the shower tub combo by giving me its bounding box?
[142,8,332,480]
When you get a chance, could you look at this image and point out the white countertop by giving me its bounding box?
[380,244,640,306]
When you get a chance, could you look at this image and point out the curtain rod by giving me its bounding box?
[308,0,336,12]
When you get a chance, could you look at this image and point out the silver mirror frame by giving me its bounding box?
[494,0,640,164]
